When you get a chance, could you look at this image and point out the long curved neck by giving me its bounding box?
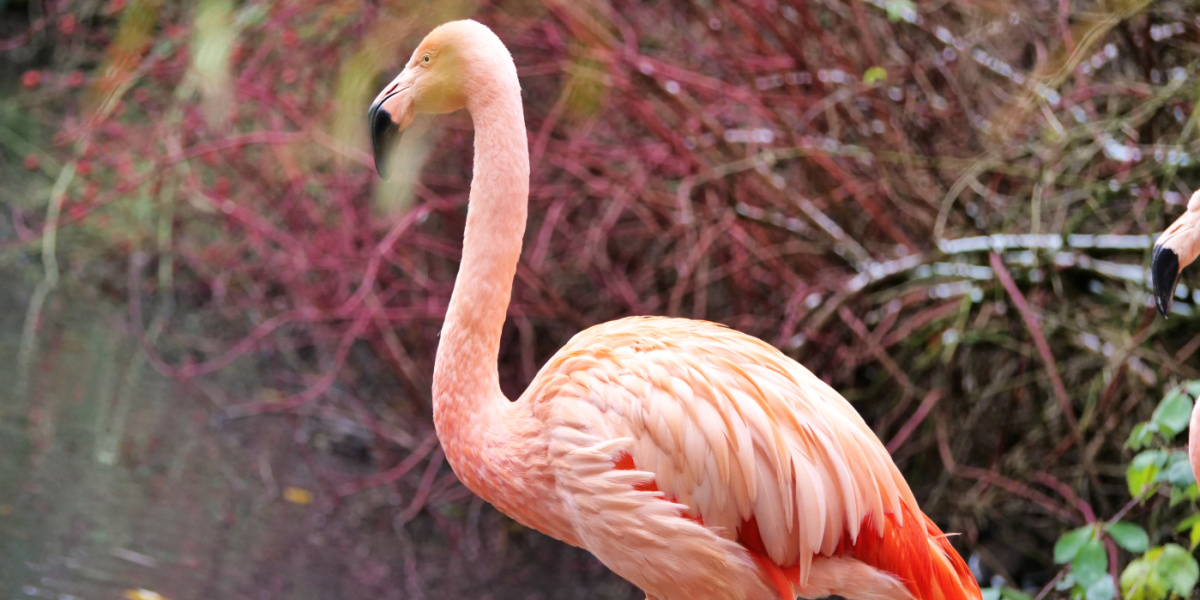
[431,58,529,495]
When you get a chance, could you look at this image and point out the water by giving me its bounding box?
[0,276,634,599]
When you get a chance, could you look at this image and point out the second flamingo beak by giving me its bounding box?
[369,92,402,179]
[1152,243,1181,317]
[1151,193,1200,318]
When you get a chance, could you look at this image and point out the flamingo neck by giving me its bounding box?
[431,58,530,500]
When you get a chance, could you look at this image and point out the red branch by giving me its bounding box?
[989,253,1079,435]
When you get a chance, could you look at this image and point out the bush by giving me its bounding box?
[3,0,1200,595]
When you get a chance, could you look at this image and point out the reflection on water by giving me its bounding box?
[0,278,381,599]
[0,276,635,600]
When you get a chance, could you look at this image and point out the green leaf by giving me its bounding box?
[1174,513,1200,534]
[1120,553,1160,600]
[1169,483,1200,507]
[1158,544,1199,597]
[1086,574,1116,600]
[1175,513,1200,550]
[1184,380,1200,398]
[1106,522,1149,553]
[1126,422,1158,450]
[1128,450,1167,498]
[1056,572,1076,591]
[863,66,888,85]
[1056,525,1096,564]
[1157,452,1198,488]
[981,588,1001,600]
[1122,545,1200,600]
[1153,389,1193,439]
[884,0,916,22]
[1072,538,1109,588]
[1000,589,1033,600]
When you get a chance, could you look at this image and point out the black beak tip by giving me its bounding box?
[1152,244,1181,318]
[369,101,399,180]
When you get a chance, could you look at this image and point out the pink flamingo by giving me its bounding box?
[368,20,980,600]
[1149,188,1200,489]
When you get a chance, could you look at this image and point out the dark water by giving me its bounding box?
[0,278,636,600]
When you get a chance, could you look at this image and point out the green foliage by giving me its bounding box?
[1128,383,1199,450]
[981,587,1033,600]
[1120,545,1199,600]
[1158,453,1197,489]
[1153,389,1194,438]
[1106,522,1149,553]
[1056,525,1098,563]
[1051,382,1200,600]
[1127,449,1167,498]
[1071,538,1108,589]
[1053,525,1115,599]
[1174,514,1200,551]
[882,0,916,22]
[863,66,888,85]
[1085,575,1117,600]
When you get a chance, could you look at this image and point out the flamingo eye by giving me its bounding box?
[423,54,431,64]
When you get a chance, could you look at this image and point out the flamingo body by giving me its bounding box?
[368,20,980,600]
[523,316,976,600]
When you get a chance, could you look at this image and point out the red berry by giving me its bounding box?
[67,70,86,87]
[24,154,40,170]
[21,70,41,89]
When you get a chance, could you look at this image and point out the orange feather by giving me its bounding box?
[835,504,980,600]
[615,452,704,524]
[619,453,979,600]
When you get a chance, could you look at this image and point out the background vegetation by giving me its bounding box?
[3,0,1200,598]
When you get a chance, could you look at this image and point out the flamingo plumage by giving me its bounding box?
[1149,188,1200,491]
[367,19,981,600]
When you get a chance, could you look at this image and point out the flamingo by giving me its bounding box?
[367,20,980,600]
[1149,188,1200,490]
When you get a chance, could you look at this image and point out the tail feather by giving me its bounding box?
[838,503,981,600]
[617,451,978,599]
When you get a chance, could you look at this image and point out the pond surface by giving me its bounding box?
[0,276,636,600]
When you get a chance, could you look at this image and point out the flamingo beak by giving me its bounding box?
[1151,191,1200,317]
[1151,243,1181,317]
[369,91,402,180]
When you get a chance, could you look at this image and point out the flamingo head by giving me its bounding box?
[1151,190,1200,317]
[369,21,489,178]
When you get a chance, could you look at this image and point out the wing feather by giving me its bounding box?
[529,316,922,589]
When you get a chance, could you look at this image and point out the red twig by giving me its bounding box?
[936,417,1075,521]
[989,253,1079,434]
[1032,471,1096,523]
[887,389,941,453]
[394,449,446,526]
[336,433,440,498]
